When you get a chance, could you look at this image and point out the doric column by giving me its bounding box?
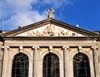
[2,46,9,77]
[92,46,99,77]
[33,46,40,77]
[63,46,70,77]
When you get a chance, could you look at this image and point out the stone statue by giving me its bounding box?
[47,8,54,18]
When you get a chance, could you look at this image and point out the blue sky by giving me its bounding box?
[0,0,100,31]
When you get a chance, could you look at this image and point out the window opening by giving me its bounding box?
[12,53,29,77]
[73,53,91,77]
[43,53,59,77]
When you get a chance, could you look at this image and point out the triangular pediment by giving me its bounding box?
[16,24,84,37]
[1,18,99,37]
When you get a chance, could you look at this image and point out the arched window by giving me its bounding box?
[43,53,60,77]
[12,53,29,77]
[73,53,91,77]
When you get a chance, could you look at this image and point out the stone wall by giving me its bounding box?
[0,38,100,77]
[2,39,98,77]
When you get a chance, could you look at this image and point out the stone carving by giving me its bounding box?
[9,48,18,52]
[26,24,79,37]
[39,48,48,55]
[24,48,32,52]
[53,48,63,56]
[53,48,62,52]
[9,48,18,55]
[69,48,78,54]
[39,48,48,52]
[83,48,92,55]
[23,48,33,55]
[47,8,54,18]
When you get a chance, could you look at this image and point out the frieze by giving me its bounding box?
[26,25,78,36]
[17,24,84,37]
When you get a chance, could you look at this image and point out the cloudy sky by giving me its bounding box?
[0,0,100,30]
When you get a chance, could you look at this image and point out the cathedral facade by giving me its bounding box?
[0,8,100,77]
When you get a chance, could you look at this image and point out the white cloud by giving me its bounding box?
[0,0,47,30]
[40,0,74,8]
[0,11,47,30]
[0,0,73,30]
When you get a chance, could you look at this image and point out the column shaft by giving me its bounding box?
[0,49,3,77]
[2,48,9,77]
[93,48,99,77]
[34,47,40,77]
[64,47,70,77]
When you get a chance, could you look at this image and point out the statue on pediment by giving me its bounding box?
[47,8,54,18]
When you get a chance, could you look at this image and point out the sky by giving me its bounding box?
[0,0,100,31]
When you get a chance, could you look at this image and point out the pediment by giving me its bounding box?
[16,24,84,37]
[1,18,99,37]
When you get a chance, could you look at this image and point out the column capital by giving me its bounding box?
[32,46,39,49]
[19,46,23,49]
[49,46,53,52]
[49,46,52,49]
[2,46,9,50]
[62,46,69,49]
[78,46,82,50]
[78,46,82,49]
[19,46,23,52]
[78,46,83,52]
[91,46,98,49]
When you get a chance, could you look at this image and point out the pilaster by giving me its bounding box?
[0,47,3,77]
[92,46,99,77]
[33,46,41,77]
[2,46,9,77]
[63,46,70,77]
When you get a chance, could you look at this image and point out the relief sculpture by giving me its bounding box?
[26,24,79,36]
